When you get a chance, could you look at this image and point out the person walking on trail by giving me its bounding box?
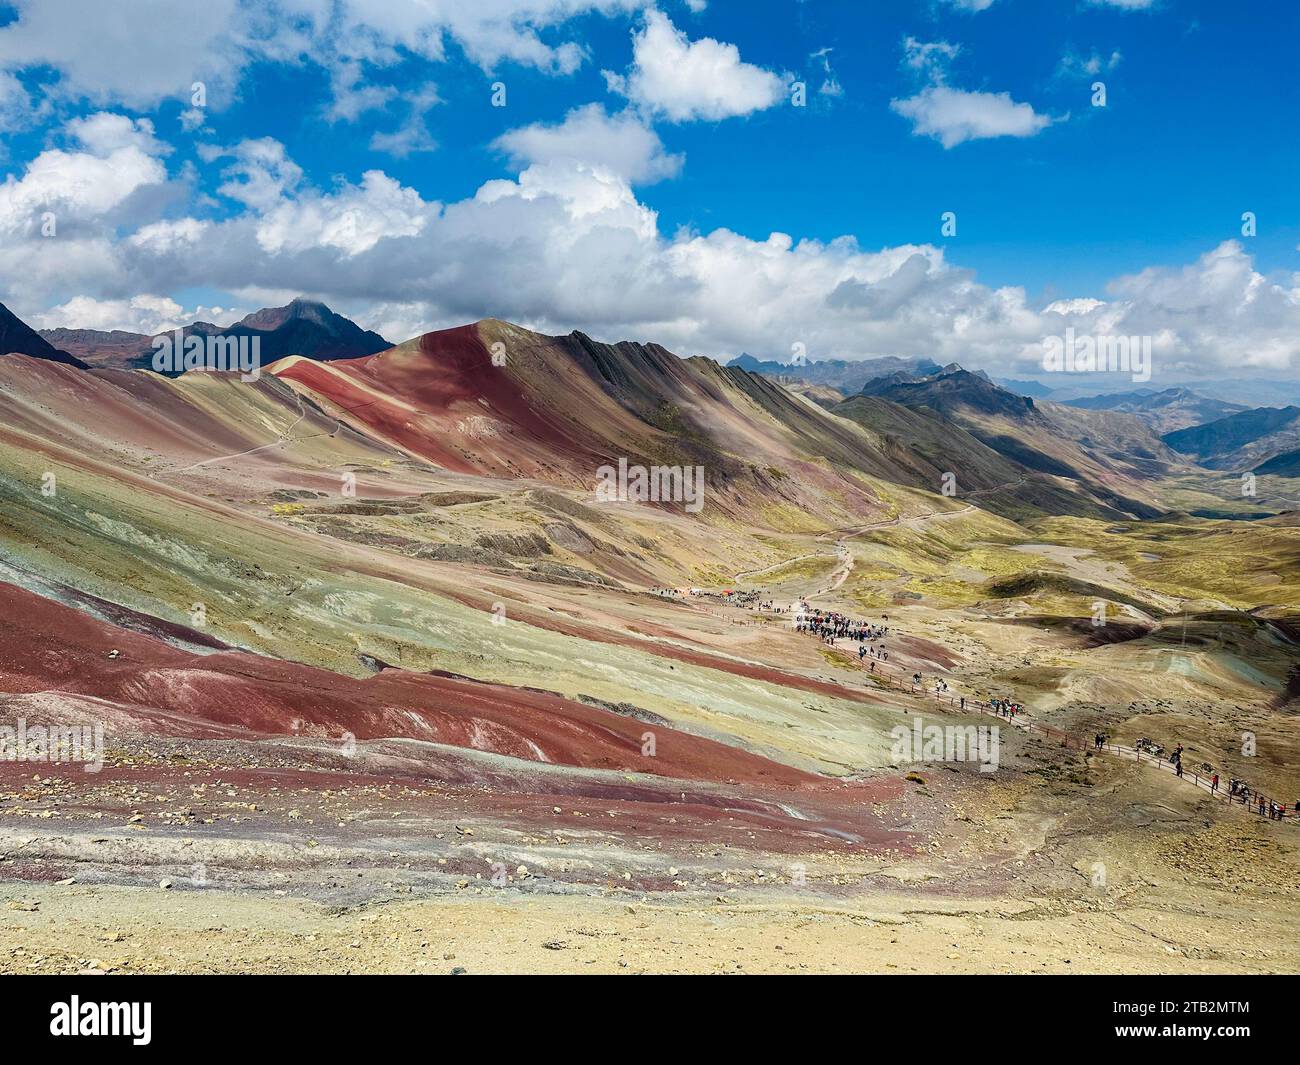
[960,696,966,711]
[1211,773,1219,794]
[1175,759,1184,778]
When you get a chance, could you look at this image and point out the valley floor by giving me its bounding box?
[6,879,1298,976]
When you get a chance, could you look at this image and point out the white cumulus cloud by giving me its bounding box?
[604,10,785,122]
[891,85,1054,148]
[494,104,683,184]
[0,113,169,235]
[254,169,433,256]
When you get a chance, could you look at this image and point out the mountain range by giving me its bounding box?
[733,358,1283,442]
[37,297,390,370]
[1162,405,1300,471]
[1063,386,1248,434]
[836,366,1174,519]
[726,353,942,394]
[3,296,1297,526]
[0,298,1182,535]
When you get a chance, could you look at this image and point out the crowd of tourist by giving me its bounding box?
[793,603,891,658]
[989,696,1022,719]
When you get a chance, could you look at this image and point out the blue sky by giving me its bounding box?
[0,0,1296,388]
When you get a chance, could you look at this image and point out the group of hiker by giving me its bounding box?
[793,603,892,660]
[1127,740,1297,821]
[650,585,766,608]
[1222,777,1295,820]
[649,585,684,599]
[989,696,1022,719]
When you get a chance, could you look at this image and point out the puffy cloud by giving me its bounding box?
[604,10,785,122]
[891,85,1054,148]
[211,138,305,211]
[102,150,1036,368]
[128,218,211,253]
[1092,241,1300,373]
[493,104,683,184]
[1018,243,1300,377]
[254,170,433,255]
[66,112,170,156]
[364,301,438,345]
[0,113,169,234]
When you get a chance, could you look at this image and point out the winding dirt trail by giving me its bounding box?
[734,478,1025,599]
